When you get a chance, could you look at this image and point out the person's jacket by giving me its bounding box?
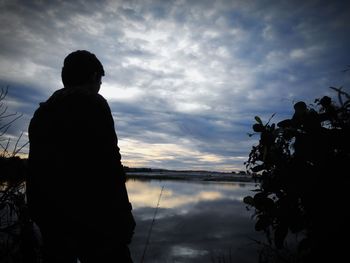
[27,87,134,241]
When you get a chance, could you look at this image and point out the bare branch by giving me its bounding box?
[329,86,350,100]
[0,112,19,120]
[0,86,9,101]
[0,113,23,131]
[1,138,11,157]
[13,140,29,157]
[12,131,23,156]
[0,124,11,137]
[0,104,7,116]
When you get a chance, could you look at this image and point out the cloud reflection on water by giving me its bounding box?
[128,179,230,209]
[126,179,262,263]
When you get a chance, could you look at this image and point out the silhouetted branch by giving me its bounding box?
[0,86,9,100]
[11,131,27,156]
[13,141,29,157]
[0,124,11,137]
[0,113,23,131]
[0,86,31,261]
[0,105,9,117]
[0,138,11,157]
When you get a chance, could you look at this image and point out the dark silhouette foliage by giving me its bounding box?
[244,87,350,262]
[0,87,36,263]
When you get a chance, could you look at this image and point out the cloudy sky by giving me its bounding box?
[0,0,349,171]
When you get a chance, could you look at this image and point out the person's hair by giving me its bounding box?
[61,50,105,87]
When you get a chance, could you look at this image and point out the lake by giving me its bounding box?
[126,179,263,263]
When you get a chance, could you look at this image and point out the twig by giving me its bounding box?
[11,131,26,156]
[141,185,164,263]
[0,113,23,131]
[0,86,9,100]
[13,141,29,156]
[1,138,11,157]
[0,123,11,137]
[0,105,9,117]
[0,112,19,120]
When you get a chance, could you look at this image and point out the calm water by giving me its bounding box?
[126,179,263,263]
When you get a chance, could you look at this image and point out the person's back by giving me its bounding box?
[27,50,135,262]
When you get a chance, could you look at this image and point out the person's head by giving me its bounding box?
[61,50,105,93]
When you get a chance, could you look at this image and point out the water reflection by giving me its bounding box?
[127,179,262,263]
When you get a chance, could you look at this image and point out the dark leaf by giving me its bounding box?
[247,132,255,137]
[243,196,254,206]
[255,116,263,125]
[277,119,292,128]
[251,164,265,172]
[255,215,270,231]
[320,96,332,107]
[253,193,267,210]
[253,123,264,132]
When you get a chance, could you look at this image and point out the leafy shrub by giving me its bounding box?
[244,87,350,262]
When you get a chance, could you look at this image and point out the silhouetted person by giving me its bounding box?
[27,50,135,262]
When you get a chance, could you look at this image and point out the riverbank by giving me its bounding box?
[126,170,253,182]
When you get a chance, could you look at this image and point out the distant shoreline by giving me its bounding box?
[125,171,254,182]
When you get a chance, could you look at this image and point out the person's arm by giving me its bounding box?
[86,94,132,211]
[87,94,135,242]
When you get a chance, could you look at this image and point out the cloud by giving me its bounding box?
[0,0,349,170]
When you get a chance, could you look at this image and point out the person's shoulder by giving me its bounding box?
[93,93,108,104]
[84,93,108,107]
[80,93,111,115]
